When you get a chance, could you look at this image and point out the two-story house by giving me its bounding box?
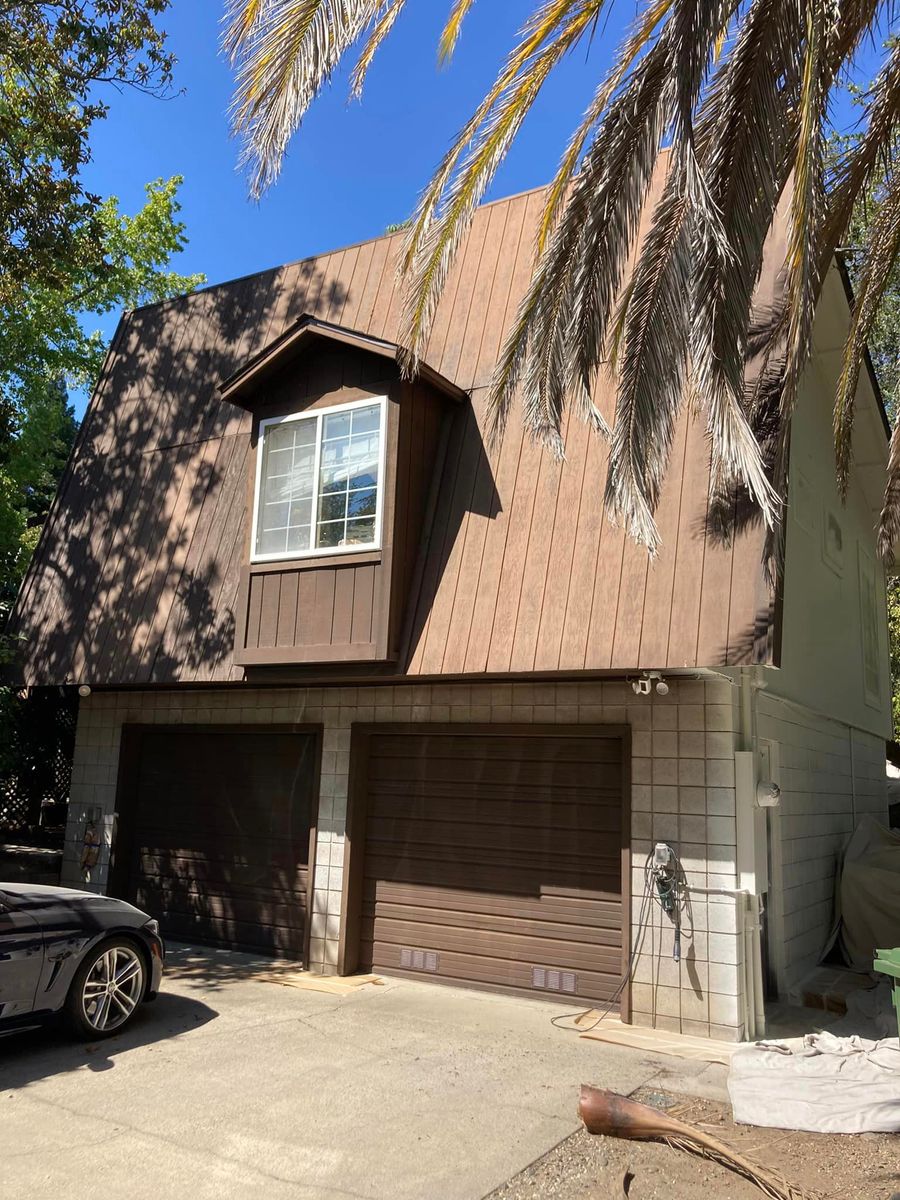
[8,180,892,1042]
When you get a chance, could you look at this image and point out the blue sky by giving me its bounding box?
[79,2,603,364]
[77,1,881,417]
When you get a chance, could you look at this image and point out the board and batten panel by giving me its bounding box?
[10,169,779,687]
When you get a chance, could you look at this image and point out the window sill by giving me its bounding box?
[248,549,383,573]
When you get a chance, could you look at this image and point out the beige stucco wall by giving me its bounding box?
[64,675,753,1040]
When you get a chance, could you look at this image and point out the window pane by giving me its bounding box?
[345,517,376,545]
[316,520,345,548]
[323,411,351,441]
[352,405,380,435]
[347,487,376,518]
[258,527,288,556]
[318,492,346,523]
[286,524,311,552]
[256,416,316,557]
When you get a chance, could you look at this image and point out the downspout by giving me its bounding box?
[736,669,766,1040]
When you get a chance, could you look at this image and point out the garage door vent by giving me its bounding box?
[532,966,577,994]
[400,947,439,972]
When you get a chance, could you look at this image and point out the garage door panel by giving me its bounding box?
[363,882,624,927]
[366,780,623,806]
[120,727,317,958]
[361,916,624,969]
[366,816,622,859]
[360,903,623,948]
[362,941,623,1002]
[362,847,622,895]
[365,793,623,833]
[355,726,627,1007]
[155,910,302,955]
[136,880,305,928]
[368,756,621,789]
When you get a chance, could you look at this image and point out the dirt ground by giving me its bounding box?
[486,1087,899,1200]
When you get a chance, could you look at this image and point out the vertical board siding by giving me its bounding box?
[12,182,775,686]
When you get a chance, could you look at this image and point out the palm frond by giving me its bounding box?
[438,0,478,63]
[228,0,384,197]
[398,0,607,366]
[222,0,267,61]
[835,178,900,491]
[536,0,675,254]
[350,0,407,98]
[490,28,674,447]
[605,180,693,551]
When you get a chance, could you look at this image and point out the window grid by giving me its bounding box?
[253,398,384,562]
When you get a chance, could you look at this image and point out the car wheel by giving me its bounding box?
[65,939,146,1039]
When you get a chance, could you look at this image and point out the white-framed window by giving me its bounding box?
[250,395,387,562]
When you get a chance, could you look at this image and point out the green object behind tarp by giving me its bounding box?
[873,948,900,1041]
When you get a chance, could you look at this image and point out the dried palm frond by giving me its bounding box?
[227,0,386,196]
[349,0,406,97]
[578,1086,817,1200]
[224,0,900,562]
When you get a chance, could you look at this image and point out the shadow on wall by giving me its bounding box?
[6,264,347,687]
[113,727,318,962]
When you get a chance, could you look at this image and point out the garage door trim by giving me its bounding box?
[110,723,324,962]
[339,722,632,1020]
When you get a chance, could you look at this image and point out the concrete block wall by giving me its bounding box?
[65,674,745,1039]
[756,691,888,992]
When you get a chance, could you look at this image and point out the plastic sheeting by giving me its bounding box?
[829,816,900,970]
[728,1031,900,1133]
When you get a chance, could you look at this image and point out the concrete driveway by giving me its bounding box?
[0,944,723,1200]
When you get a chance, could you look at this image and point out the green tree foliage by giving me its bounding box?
[0,2,175,307]
[0,5,205,619]
[0,177,205,619]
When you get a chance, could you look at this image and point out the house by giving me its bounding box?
[8,181,892,1043]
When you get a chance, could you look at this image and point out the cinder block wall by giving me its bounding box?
[757,691,888,993]
[65,676,746,1039]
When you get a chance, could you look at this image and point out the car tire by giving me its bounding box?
[64,938,147,1039]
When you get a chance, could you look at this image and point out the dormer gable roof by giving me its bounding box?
[218,313,468,409]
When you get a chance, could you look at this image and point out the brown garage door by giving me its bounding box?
[114,726,319,958]
[349,725,628,1006]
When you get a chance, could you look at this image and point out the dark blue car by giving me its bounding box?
[0,883,164,1038]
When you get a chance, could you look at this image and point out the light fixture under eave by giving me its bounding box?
[77,684,91,698]
[655,679,669,697]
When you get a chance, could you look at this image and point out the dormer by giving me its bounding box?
[219,315,466,670]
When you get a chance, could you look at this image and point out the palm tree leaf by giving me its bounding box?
[536,0,675,253]
[228,0,384,196]
[836,178,900,491]
[438,0,479,63]
[350,0,407,98]
[398,1,607,366]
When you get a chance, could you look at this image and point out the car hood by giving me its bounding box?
[1,882,152,925]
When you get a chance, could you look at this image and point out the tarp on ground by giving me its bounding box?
[728,1030,900,1133]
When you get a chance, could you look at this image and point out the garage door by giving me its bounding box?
[348,725,628,1006]
[114,726,318,958]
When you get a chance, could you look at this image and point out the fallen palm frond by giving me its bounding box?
[578,1085,816,1200]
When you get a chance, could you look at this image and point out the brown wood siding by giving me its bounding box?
[343,724,629,1008]
[10,173,777,687]
[231,342,450,667]
[112,725,320,957]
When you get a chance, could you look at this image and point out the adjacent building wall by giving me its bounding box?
[757,345,891,996]
[756,691,887,993]
[65,675,750,1040]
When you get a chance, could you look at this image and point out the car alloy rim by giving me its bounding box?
[81,946,144,1032]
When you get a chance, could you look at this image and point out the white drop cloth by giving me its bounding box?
[728,1031,900,1133]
